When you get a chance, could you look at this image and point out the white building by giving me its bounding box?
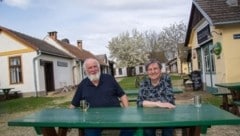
[0,26,74,97]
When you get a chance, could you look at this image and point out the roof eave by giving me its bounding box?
[40,51,73,59]
[214,20,240,26]
[193,1,213,26]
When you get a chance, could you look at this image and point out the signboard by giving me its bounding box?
[233,34,240,39]
[191,71,202,91]
[197,25,211,44]
[57,61,68,67]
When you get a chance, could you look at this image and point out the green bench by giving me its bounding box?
[232,101,240,116]
[124,88,183,102]
[207,87,233,111]
[125,88,183,96]
[213,92,232,111]
[172,87,184,94]
[233,101,240,106]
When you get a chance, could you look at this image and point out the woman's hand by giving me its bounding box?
[156,101,176,109]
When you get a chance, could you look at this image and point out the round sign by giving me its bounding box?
[213,42,222,56]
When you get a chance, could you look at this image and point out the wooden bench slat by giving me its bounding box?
[212,92,231,96]
[233,101,240,106]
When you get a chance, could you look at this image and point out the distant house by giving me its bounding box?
[185,0,240,91]
[114,63,166,78]
[95,54,114,76]
[0,26,73,97]
[166,58,178,73]
[114,65,146,78]
[44,31,108,85]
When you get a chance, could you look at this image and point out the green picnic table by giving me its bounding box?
[0,87,15,100]
[8,104,240,136]
[215,82,240,116]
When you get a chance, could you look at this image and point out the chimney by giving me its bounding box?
[48,31,58,40]
[77,40,83,50]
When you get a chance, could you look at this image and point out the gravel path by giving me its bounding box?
[1,89,240,136]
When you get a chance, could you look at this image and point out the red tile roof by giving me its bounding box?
[56,40,107,66]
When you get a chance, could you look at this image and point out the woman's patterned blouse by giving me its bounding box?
[137,73,175,107]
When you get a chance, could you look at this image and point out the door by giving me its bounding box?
[202,43,216,90]
[44,61,55,92]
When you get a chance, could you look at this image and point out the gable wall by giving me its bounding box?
[215,24,240,82]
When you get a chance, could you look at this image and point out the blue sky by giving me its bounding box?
[0,0,192,56]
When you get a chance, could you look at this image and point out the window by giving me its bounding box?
[139,66,143,73]
[196,49,202,71]
[118,68,122,75]
[9,56,23,84]
[203,44,215,73]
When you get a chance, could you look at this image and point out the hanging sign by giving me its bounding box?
[213,42,222,56]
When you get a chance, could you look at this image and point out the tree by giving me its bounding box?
[108,29,149,69]
[108,21,187,69]
[161,21,187,60]
[178,43,189,62]
[143,31,167,62]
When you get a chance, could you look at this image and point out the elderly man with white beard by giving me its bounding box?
[70,58,135,136]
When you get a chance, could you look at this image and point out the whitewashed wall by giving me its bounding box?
[0,32,74,96]
[115,67,127,77]
[37,55,73,91]
[0,32,35,93]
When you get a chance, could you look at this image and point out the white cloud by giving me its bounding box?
[0,0,192,56]
[4,0,31,9]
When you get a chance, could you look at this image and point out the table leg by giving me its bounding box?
[79,129,84,136]
[185,126,200,136]
[3,89,10,100]
[41,127,58,136]
[134,128,143,136]
[57,128,84,136]
[58,127,68,136]
[230,90,240,115]
[222,94,229,111]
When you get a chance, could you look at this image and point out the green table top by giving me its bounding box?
[215,82,240,90]
[8,104,240,128]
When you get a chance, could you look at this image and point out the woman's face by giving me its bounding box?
[147,63,161,81]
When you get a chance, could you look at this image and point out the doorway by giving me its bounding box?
[43,61,55,92]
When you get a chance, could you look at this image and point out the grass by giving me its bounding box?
[202,94,222,107]
[118,76,138,90]
[0,96,63,114]
[0,75,222,114]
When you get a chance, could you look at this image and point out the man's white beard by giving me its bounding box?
[87,72,100,81]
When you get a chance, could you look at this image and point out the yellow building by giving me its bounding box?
[185,0,240,91]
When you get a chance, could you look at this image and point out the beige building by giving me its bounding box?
[185,0,240,91]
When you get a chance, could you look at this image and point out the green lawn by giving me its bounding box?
[0,97,59,114]
[118,76,139,90]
